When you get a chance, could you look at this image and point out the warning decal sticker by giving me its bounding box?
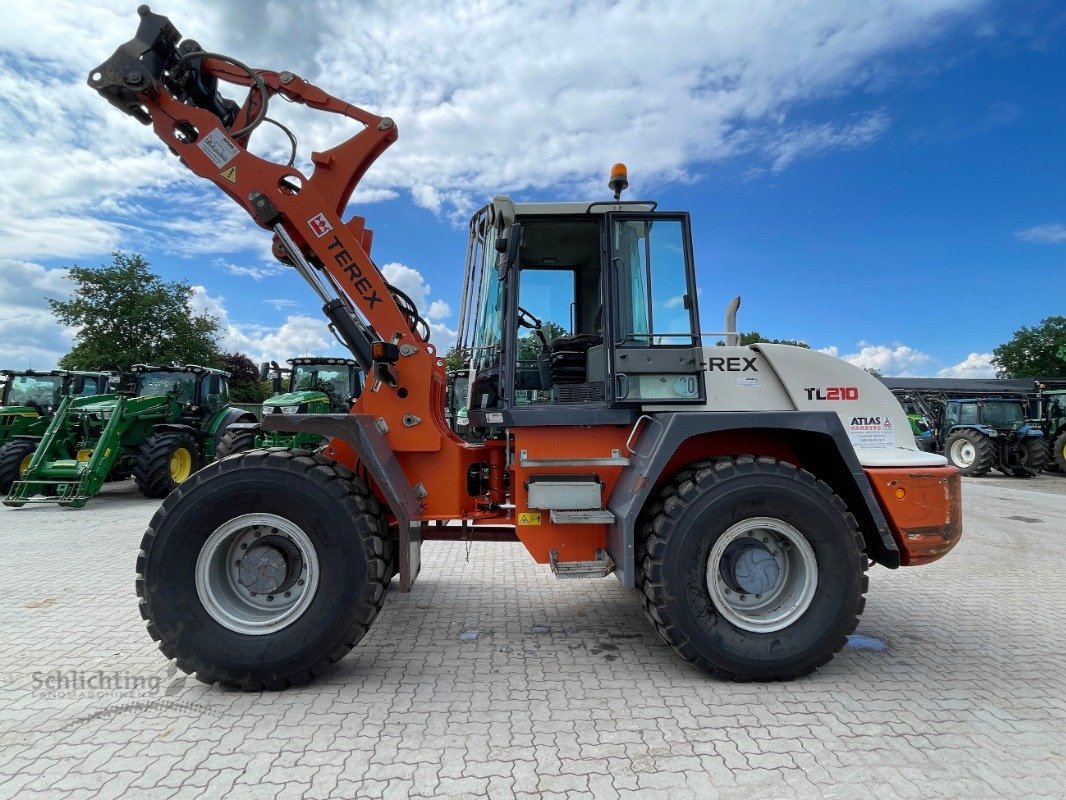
[518,513,542,526]
[197,129,239,168]
[218,165,238,184]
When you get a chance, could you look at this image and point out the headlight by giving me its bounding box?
[280,404,308,415]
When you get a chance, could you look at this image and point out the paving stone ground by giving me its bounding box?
[0,475,1064,799]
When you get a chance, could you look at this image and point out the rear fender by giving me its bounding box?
[208,407,259,448]
[606,411,901,588]
[153,423,197,436]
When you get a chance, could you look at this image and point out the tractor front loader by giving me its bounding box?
[0,369,115,492]
[3,364,255,508]
[215,357,362,458]
[90,8,961,689]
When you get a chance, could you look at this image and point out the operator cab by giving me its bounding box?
[458,193,705,430]
[131,364,229,415]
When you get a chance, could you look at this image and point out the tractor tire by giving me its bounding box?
[637,456,867,681]
[1008,438,1048,478]
[215,429,258,460]
[944,430,995,477]
[134,432,201,499]
[1054,432,1066,473]
[136,449,392,691]
[0,439,38,494]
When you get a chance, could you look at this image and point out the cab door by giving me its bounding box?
[605,213,705,405]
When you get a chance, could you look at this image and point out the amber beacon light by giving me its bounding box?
[609,163,629,200]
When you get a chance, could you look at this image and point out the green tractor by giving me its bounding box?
[1032,388,1066,472]
[1,364,255,508]
[0,369,113,447]
[214,357,362,458]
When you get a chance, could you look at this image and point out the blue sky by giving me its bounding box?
[1,0,1064,377]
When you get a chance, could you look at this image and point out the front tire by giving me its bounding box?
[638,456,867,681]
[134,432,200,498]
[136,449,392,690]
[945,430,994,476]
[0,439,38,494]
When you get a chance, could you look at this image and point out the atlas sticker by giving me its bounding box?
[518,512,542,526]
[196,128,239,168]
[736,376,759,388]
[307,213,333,238]
[218,165,238,184]
[848,415,894,449]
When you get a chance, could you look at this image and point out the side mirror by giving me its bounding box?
[259,362,270,381]
[494,223,523,274]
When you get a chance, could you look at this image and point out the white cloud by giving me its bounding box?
[381,263,432,309]
[819,341,934,377]
[217,259,286,281]
[0,260,74,369]
[936,352,996,378]
[1016,223,1066,244]
[190,285,337,363]
[426,300,451,321]
[0,0,988,269]
[766,109,891,173]
[265,298,300,311]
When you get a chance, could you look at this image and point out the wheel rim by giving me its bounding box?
[169,447,193,482]
[950,439,976,467]
[19,453,32,476]
[196,513,320,635]
[706,517,818,633]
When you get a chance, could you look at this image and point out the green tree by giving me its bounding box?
[218,352,268,403]
[716,331,810,348]
[518,321,567,361]
[992,316,1066,378]
[49,253,220,374]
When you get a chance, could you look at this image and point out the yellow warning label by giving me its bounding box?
[518,512,542,526]
[219,165,238,184]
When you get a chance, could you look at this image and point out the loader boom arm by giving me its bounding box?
[89,6,453,455]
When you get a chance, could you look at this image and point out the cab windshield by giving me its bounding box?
[3,375,64,408]
[981,402,1025,427]
[291,366,351,410]
[137,371,196,403]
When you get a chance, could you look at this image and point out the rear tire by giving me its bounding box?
[215,429,258,460]
[0,439,38,494]
[638,456,867,681]
[136,449,391,690]
[1008,438,1048,478]
[1053,432,1066,473]
[134,432,200,498]
[945,430,994,476]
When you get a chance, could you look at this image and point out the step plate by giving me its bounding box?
[549,548,616,579]
[549,509,616,524]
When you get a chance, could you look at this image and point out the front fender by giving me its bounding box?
[606,411,902,588]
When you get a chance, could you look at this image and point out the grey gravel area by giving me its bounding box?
[0,474,1063,799]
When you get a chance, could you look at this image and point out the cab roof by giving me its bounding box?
[287,357,358,367]
[131,363,229,377]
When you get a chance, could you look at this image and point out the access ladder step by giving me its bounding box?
[549,509,616,524]
[549,548,616,579]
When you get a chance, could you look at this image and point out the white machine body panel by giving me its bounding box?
[644,344,947,469]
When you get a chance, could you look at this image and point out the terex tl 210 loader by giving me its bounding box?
[90,8,962,690]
